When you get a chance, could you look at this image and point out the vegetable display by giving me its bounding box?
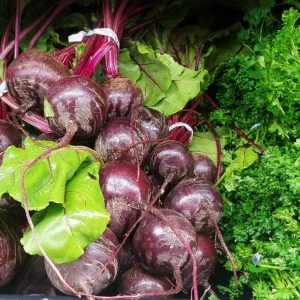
[0,1,298,299]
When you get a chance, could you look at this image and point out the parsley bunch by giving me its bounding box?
[220,142,300,299]
[210,8,300,146]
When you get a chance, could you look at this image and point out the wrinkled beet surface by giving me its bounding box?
[100,161,151,239]
[95,117,149,165]
[45,228,119,295]
[46,75,107,140]
[119,266,173,295]
[6,50,69,110]
[0,120,22,153]
[102,77,143,119]
[130,106,169,142]
[0,212,26,288]
[182,234,217,289]
[149,140,194,184]
[192,153,217,183]
[164,178,223,234]
[133,209,196,275]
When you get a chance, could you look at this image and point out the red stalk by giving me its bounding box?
[14,0,21,58]
[0,11,49,60]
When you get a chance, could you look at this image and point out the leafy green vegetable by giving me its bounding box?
[220,142,300,299]
[119,42,208,115]
[0,139,95,210]
[22,162,109,263]
[189,128,228,164]
[0,138,109,263]
[210,8,300,146]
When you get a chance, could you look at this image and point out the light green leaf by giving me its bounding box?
[43,98,55,117]
[189,129,228,164]
[21,162,110,263]
[152,53,209,115]
[0,60,4,80]
[120,43,172,107]
[0,138,95,210]
[119,49,141,81]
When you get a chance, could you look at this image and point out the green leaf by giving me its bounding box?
[151,53,209,115]
[0,60,4,80]
[21,162,110,263]
[119,49,141,81]
[119,42,172,107]
[189,128,228,164]
[0,138,95,210]
[43,98,54,118]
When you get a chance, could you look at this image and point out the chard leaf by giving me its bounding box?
[119,43,172,107]
[21,162,109,263]
[0,138,96,210]
[152,53,209,115]
[189,128,228,164]
[119,42,209,115]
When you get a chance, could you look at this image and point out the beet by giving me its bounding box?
[6,50,69,112]
[132,208,197,276]
[46,75,107,140]
[149,140,194,184]
[182,234,217,289]
[164,178,223,234]
[0,212,26,288]
[130,106,169,143]
[102,77,143,119]
[192,153,217,183]
[0,120,22,165]
[100,161,152,239]
[95,117,150,165]
[45,228,119,295]
[118,241,135,276]
[13,256,57,295]
[0,120,22,153]
[119,266,173,296]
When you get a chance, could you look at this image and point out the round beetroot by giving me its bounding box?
[119,266,173,296]
[182,234,217,289]
[102,77,143,119]
[46,76,107,140]
[149,140,194,184]
[0,212,26,288]
[130,106,169,142]
[133,209,197,275]
[164,178,223,234]
[0,120,22,165]
[100,161,151,239]
[6,50,69,111]
[45,228,119,295]
[192,153,217,183]
[95,117,150,165]
[0,120,22,153]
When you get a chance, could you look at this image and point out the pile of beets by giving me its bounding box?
[0,48,231,299]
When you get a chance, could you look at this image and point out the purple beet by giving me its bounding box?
[13,256,57,295]
[6,50,69,112]
[46,75,107,141]
[95,117,150,165]
[0,120,22,165]
[100,161,152,239]
[130,106,169,143]
[132,209,197,276]
[102,77,143,119]
[164,178,223,234]
[182,234,217,289]
[149,140,194,185]
[45,228,119,295]
[119,266,173,296]
[0,211,26,288]
[192,153,217,183]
